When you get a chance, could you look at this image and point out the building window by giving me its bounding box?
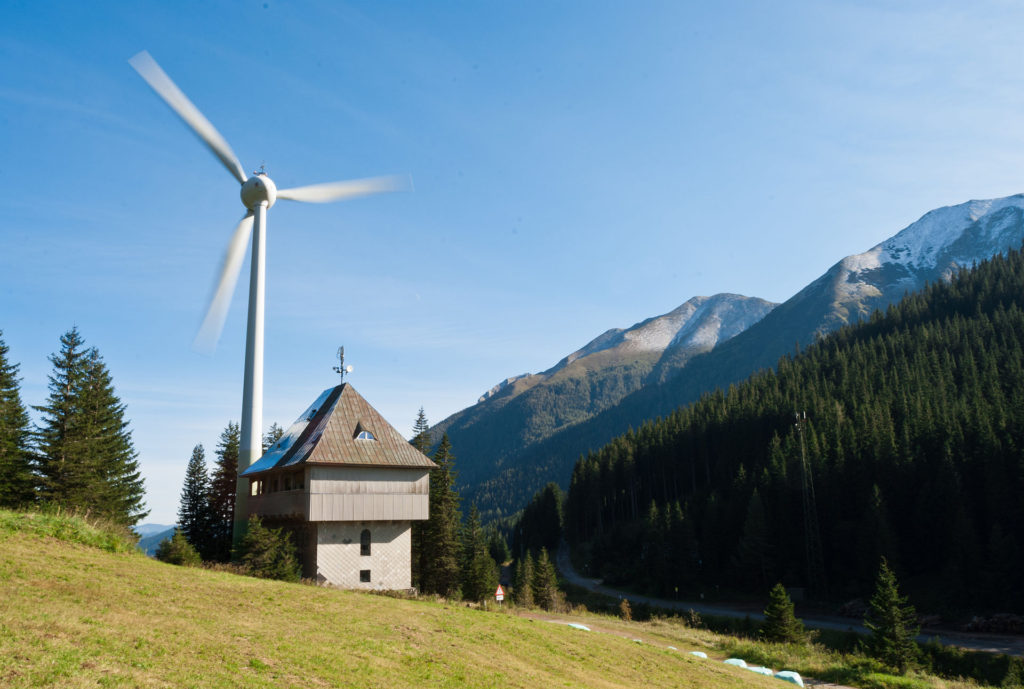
[355,430,376,441]
[359,569,371,583]
[360,529,371,556]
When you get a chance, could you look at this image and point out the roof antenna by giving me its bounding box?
[333,345,353,383]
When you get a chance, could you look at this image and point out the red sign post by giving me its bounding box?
[495,584,505,603]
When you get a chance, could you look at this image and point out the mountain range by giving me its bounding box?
[433,193,1024,519]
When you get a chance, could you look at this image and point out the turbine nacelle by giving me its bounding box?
[241,172,277,210]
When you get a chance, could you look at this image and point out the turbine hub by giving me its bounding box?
[240,172,277,210]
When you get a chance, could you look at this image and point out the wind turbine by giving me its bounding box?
[129,51,407,545]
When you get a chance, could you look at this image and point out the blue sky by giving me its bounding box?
[4,1,1024,524]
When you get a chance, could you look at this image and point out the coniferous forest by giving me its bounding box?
[564,247,1024,614]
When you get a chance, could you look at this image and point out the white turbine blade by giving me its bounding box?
[277,174,411,203]
[129,50,248,185]
[193,212,255,353]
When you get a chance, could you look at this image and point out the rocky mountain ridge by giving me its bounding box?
[443,193,1024,519]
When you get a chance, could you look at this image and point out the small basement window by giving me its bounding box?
[359,569,371,583]
[360,529,371,556]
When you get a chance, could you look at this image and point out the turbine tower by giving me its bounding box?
[129,51,407,546]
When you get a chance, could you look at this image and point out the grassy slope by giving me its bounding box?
[0,510,776,689]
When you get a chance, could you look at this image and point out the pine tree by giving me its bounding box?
[460,504,499,602]
[34,328,147,524]
[0,331,35,508]
[864,558,920,674]
[513,550,535,607]
[34,328,95,509]
[532,547,561,611]
[155,529,201,566]
[411,407,431,454]
[761,582,806,643]
[237,515,301,582]
[409,407,431,590]
[208,421,239,562]
[262,423,284,451]
[178,444,213,559]
[79,348,147,524]
[420,433,461,597]
[486,526,511,566]
[732,488,773,591]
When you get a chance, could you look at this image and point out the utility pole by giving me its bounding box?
[796,411,827,599]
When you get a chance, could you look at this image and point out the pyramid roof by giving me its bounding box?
[241,384,436,476]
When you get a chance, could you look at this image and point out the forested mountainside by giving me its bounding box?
[467,195,1024,522]
[564,246,1024,614]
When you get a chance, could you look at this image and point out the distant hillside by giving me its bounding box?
[133,523,174,538]
[0,508,752,689]
[136,526,176,556]
[464,194,1024,520]
[565,247,1024,613]
[432,294,776,492]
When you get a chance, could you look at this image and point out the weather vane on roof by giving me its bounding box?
[333,346,353,383]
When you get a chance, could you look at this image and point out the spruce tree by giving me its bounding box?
[486,526,511,566]
[420,433,461,597]
[208,421,239,562]
[411,407,431,454]
[460,504,499,602]
[34,328,94,509]
[34,328,147,524]
[409,407,431,589]
[155,529,202,566]
[864,558,920,674]
[237,515,301,582]
[178,444,213,559]
[0,331,35,508]
[761,582,806,643]
[79,348,147,524]
[532,547,560,611]
[513,550,535,607]
[262,423,284,451]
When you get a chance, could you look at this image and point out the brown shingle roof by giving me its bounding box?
[243,384,436,476]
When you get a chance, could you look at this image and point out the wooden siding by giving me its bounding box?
[307,466,429,522]
[246,490,308,519]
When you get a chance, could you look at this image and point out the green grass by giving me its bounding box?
[0,508,138,554]
[0,508,781,689]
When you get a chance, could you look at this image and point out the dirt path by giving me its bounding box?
[556,545,1024,657]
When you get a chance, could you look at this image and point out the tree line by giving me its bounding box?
[0,327,146,525]
[410,407,561,606]
[561,246,1024,613]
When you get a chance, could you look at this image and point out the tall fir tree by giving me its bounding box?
[460,503,499,602]
[208,421,239,561]
[262,423,284,451]
[79,348,147,524]
[409,407,431,589]
[761,582,806,643]
[532,547,560,611]
[864,558,920,674]
[420,432,461,597]
[34,328,147,524]
[0,331,35,508]
[513,550,535,607]
[34,328,94,509]
[178,444,214,559]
